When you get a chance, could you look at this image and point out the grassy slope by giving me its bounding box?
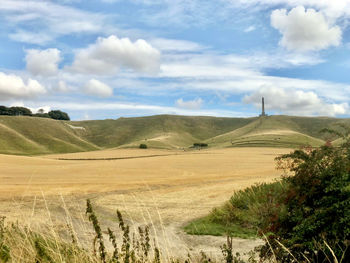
[208,116,332,148]
[0,116,99,155]
[72,115,255,149]
[0,114,347,155]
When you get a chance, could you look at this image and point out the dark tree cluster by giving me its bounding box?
[0,106,70,120]
[0,106,32,116]
[193,143,208,148]
[48,110,70,120]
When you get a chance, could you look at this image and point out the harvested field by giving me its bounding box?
[0,147,291,260]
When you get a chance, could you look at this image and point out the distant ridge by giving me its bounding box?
[0,114,347,155]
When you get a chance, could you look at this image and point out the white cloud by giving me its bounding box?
[244,26,256,32]
[56,80,70,93]
[0,72,46,99]
[228,1,350,19]
[271,6,342,51]
[84,79,113,98]
[32,106,51,114]
[9,31,54,45]
[243,87,348,116]
[181,75,350,103]
[0,0,107,44]
[37,101,249,118]
[150,38,207,52]
[70,35,161,75]
[101,0,350,32]
[176,98,203,109]
[25,48,62,76]
[159,51,323,79]
[8,101,50,114]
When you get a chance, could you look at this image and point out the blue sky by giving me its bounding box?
[0,0,350,120]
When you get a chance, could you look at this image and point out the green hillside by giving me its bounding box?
[0,114,347,155]
[71,115,254,149]
[208,116,328,148]
[0,116,99,155]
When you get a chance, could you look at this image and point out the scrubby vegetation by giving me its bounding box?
[184,181,288,239]
[187,130,350,262]
[260,142,350,262]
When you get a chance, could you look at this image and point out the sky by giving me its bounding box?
[1,0,350,120]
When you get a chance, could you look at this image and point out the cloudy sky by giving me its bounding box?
[1,0,350,120]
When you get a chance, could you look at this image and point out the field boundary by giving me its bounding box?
[55,151,221,161]
[56,153,182,161]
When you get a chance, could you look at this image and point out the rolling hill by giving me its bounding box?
[208,116,330,148]
[71,115,253,149]
[0,116,99,155]
[0,114,347,155]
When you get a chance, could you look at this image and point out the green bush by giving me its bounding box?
[139,143,148,149]
[261,142,350,262]
[193,143,208,148]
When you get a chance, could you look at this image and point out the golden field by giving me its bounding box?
[0,147,291,259]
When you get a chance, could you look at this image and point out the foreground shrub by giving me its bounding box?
[261,142,350,262]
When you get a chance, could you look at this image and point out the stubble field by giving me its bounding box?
[0,147,291,259]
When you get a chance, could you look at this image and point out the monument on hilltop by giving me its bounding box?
[260,97,267,117]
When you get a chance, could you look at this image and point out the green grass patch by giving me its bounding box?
[184,181,288,239]
[184,216,257,238]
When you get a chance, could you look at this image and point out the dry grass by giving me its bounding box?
[0,148,289,198]
[0,147,291,259]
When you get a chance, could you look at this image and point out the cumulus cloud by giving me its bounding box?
[271,6,342,52]
[70,35,161,75]
[243,87,348,116]
[84,79,113,98]
[0,72,46,99]
[176,98,203,110]
[25,48,61,76]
